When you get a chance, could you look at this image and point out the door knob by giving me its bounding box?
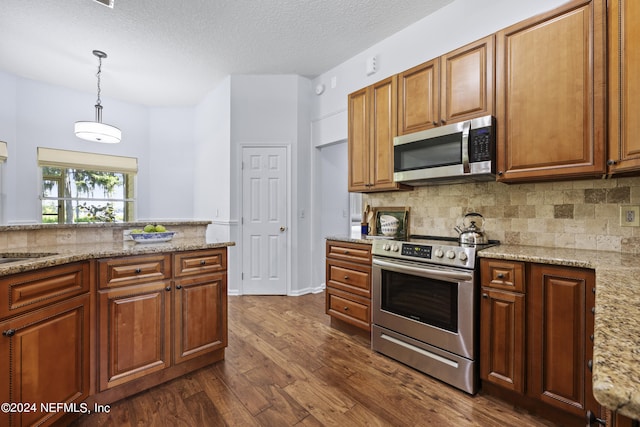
[280,226,286,232]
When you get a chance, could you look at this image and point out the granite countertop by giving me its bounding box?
[326,235,373,245]
[0,238,235,277]
[479,245,640,420]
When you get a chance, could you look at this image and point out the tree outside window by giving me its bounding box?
[41,166,134,223]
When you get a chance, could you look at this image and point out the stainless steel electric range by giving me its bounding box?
[370,235,498,395]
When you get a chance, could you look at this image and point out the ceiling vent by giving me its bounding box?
[92,0,114,8]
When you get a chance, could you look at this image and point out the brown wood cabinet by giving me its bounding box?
[495,0,606,182]
[97,249,228,393]
[480,259,600,425]
[348,76,408,193]
[398,35,494,135]
[0,262,93,427]
[480,259,526,393]
[325,240,372,331]
[607,0,640,174]
[173,250,228,364]
[528,263,598,419]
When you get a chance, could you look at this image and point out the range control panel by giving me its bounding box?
[372,239,476,269]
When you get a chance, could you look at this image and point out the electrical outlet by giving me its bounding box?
[620,205,640,227]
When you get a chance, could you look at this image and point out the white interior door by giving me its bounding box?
[241,146,288,295]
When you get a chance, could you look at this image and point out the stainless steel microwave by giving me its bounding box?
[393,115,496,185]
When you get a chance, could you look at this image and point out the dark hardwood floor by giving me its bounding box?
[72,292,558,426]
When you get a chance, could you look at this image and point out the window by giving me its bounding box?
[38,148,137,224]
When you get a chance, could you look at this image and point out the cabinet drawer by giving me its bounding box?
[98,254,171,289]
[174,249,227,277]
[326,259,371,297]
[0,262,91,320]
[326,288,371,331]
[481,259,525,293]
[326,240,372,264]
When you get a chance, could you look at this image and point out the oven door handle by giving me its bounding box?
[373,258,474,282]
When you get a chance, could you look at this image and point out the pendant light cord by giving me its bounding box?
[96,55,102,107]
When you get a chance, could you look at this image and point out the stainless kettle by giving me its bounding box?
[454,213,488,245]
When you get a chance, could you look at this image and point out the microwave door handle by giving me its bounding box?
[461,120,471,174]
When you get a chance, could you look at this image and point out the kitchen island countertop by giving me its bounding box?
[479,244,640,421]
[0,238,235,277]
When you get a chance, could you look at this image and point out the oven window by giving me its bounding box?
[394,132,462,172]
[381,269,458,332]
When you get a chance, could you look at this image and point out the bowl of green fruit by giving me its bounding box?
[130,224,176,243]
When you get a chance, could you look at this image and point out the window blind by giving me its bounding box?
[37,147,137,173]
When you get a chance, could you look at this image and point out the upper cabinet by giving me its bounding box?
[495,0,607,182]
[397,35,495,135]
[348,76,409,192]
[607,0,640,174]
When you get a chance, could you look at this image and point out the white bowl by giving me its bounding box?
[379,215,400,236]
[130,231,176,243]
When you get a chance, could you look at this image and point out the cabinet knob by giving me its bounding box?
[344,250,350,254]
[2,329,16,337]
[590,334,594,341]
[482,293,489,299]
[200,260,206,265]
[432,121,438,126]
[586,410,606,426]
[440,119,446,125]
[496,273,504,279]
[498,171,503,176]
[165,286,171,292]
[343,306,349,311]
[588,359,593,371]
[176,285,182,290]
[135,268,142,274]
[607,159,616,166]
[344,275,350,280]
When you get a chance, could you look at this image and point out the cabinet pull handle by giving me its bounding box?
[586,410,606,426]
[200,260,206,265]
[165,286,171,292]
[2,329,16,337]
[176,285,182,290]
[135,268,142,274]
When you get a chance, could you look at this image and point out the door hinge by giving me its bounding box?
[241,272,244,280]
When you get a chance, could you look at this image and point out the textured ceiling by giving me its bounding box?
[0,0,453,106]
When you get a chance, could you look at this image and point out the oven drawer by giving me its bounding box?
[326,240,372,264]
[326,259,371,297]
[480,259,525,293]
[326,288,371,331]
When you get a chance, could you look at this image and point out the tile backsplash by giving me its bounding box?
[364,176,640,253]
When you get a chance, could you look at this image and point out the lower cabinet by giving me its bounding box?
[480,259,599,425]
[98,249,228,394]
[325,240,372,331]
[0,262,93,427]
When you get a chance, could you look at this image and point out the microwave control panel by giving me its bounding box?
[469,126,494,162]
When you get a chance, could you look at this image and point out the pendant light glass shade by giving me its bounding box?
[75,50,121,143]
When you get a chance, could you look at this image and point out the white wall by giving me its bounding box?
[0,71,195,224]
[228,74,314,295]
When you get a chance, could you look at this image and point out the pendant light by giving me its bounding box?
[74,50,121,143]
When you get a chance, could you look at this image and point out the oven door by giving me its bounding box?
[372,256,477,360]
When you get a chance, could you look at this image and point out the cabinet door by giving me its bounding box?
[441,35,494,124]
[369,76,399,190]
[480,288,525,393]
[398,59,439,134]
[608,0,640,173]
[174,272,227,364]
[98,281,171,390]
[0,295,90,427]
[348,87,370,192]
[496,0,606,182]
[528,264,597,417]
